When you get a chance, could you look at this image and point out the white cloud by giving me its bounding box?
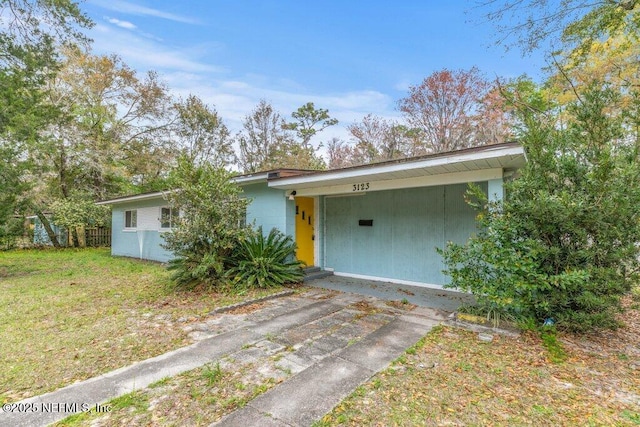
[105,17,136,30]
[89,0,198,24]
[87,19,400,151]
[91,24,224,73]
[161,70,398,140]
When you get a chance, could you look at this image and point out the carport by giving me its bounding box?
[268,142,525,289]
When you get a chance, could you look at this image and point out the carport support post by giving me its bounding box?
[488,177,504,203]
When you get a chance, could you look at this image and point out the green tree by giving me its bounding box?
[480,0,639,55]
[440,84,640,332]
[25,48,175,246]
[50,197,109,246]
[43,47,174,201]
[162,156,249,290]
[0,0,92,246]
[237,100,328,173]
[172,94,234,168]
[284,102,335,170]
[284,102,338,150]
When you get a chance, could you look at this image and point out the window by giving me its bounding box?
[125,210,137,228]
[238,206,247,228]
[160,207,179,229]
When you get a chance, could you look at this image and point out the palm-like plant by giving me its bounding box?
[227,227,304,289]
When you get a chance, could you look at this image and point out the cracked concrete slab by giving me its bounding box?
[224,357,375,427]
[2,283,458,427]
[337,319,432,372]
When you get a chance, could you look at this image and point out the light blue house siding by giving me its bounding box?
[323,182,486,286]
[241,183,296,237]
[111,198,173,262]
[106,182,296,263]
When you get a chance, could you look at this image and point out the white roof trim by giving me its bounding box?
[269,145,524,188]
[95,191,170,205]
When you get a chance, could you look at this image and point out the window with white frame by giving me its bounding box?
[238,205,247,228]
[124,210,137,228]
[160,207,179,229]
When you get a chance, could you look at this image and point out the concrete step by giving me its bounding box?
[303,266,321,274]
[303,270,333,282]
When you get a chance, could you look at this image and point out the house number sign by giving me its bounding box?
[352,182,370,192]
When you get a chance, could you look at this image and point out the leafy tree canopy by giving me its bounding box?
[440,83,640,332]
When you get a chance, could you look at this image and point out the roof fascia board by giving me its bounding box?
[293,168,503,197]
[232,173,269,185]
[95,191,168,205]
[269,145,523,188]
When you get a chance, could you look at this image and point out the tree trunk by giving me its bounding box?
[35,210,61,248]
[71,227,80,247]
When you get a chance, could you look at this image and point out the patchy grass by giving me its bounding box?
[319,296,640,426]
[55,360,282,426]
[0,248,287,403]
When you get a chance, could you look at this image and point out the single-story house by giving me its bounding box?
[97,142,525,289]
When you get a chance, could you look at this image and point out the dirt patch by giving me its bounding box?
[385,300,417,311]
[349,300,379,314]
[225,302,267,315]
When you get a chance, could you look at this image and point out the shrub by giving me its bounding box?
[440,84,640,332]
[226,227,304,289]
[163,156,249,291]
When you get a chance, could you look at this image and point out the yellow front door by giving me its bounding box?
[295,197,315,266]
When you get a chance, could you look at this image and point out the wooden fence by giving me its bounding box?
[84,227,111,247]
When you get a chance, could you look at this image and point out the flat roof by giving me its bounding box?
[268,142,525,191]
[97,143,525,204]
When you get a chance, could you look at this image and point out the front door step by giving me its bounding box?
[303,267,333,282]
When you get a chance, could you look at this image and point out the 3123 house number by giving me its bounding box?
[352,182,370,192]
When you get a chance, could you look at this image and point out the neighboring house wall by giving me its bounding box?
[111,198,173,262]
[33,217,67,246]
[322,182,486,286]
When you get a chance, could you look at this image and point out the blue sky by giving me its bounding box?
[83,0,547,141]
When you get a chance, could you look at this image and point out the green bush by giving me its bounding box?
[163,156,249,291]
[166,240,228,290]
[226,227,304,289]
[440,84,640,333]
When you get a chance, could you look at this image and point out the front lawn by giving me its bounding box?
[318,295,640,426]
[0,248,287,403]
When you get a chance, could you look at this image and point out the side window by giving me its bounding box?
[125,210,137,228]
[238,206,247,228]
[161,207,179,229]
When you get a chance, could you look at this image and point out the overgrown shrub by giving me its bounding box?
[163,156,249,290]
[226,227,304,289]
[440,84,640,332]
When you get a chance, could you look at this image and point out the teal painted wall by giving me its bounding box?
[324,183,486,285]
[110,183,295,263]
[242,183,293,236]
[111,198,173,262]
[317,196,326,268]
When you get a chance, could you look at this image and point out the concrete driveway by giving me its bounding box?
[2,286,458,427]
[306,274,474,312]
